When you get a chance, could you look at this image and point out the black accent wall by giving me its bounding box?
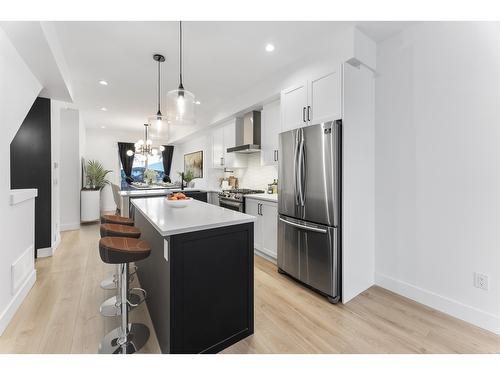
[10,97,52,257]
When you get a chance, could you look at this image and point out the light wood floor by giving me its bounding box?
[1,223,499,354]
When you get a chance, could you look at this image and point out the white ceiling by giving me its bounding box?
[45,21,411,141]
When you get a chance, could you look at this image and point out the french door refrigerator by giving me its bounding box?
[277,120,341,303]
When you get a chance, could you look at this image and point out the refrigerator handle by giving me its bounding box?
[298,133,305,206]
[279,218,327,233]
[294,130,300,206]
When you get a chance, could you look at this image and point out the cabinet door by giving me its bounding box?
[308,67,342,124]
[245,199,262,251]
[212,127,225,168]
[261,99,281,166]
[280,82,308,132]
[260,201,278,259]
[223,121,235,168]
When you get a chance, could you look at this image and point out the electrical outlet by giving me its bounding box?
[474,272,489,291]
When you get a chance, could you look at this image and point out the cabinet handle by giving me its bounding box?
[257,203,260,215]
[220,157,224,166]
[273,150,277,161]
[276,150,278,162]
[307,106,311,122]
[302,107,306,123]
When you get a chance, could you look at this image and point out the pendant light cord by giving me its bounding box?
[179,20,184,89]
[157,59,161,115]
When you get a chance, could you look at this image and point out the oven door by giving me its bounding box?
[219,198,243,212]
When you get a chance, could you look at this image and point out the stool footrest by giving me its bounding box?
[128,288,147,307]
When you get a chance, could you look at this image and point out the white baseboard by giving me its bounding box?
[37,247,53,258]
[254,248,277,264]
[60,222,80,232]
[0,269,36,336]
[52,233,61,255]
[375,272,500,335]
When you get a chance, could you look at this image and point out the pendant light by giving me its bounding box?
[134,123,165,163]
[148,54,169,140]
[167,21,196,125]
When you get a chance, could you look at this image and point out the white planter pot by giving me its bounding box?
[81,190,100,222]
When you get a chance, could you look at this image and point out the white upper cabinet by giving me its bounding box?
[280,81,308,132]
[309,68,342,124]
[212,126,225,168]
[261,99,281,166]
[280,64,342,131]
[211,120,247,169]
[223,120,236,168]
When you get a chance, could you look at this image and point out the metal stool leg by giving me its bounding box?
[98,263,149,354]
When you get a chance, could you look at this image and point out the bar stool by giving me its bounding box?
[99,216,134,291]
[101,214,134,226]
[99,224,142,317]
[98,237,151,354]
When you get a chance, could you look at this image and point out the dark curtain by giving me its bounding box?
[118,142,135,183]
[161,145,175,182]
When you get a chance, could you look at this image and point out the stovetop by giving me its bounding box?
[218,188,265,202]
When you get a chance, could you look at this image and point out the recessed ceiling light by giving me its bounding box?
[195,100,201,105]
[101,107,107,111]
[99,80,108,86]
[100,125,106,129]
[265,43,275,52]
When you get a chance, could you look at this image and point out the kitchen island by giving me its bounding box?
[131,197,255,354]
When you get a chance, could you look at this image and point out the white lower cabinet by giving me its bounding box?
[245,198,278,259]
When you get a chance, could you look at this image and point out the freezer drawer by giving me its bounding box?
[277,215,339,299]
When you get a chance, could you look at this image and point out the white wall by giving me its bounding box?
[375,22,500,333]
[171,130,224,190]
[59,108,81,231]
[0,27,41,335]
[85,128,143,212]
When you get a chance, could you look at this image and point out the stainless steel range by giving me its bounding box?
[218,189,265,212]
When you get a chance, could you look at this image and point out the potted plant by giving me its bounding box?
[178,170,195,188]
[81,159,112,222]
[144,168,158,185]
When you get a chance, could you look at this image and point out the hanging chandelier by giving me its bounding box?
[166,21,196,125]
[148,54,169,140]
[131,123,165,161]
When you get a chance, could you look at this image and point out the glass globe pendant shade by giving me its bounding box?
[166,88,196,126]
[148,113,169,141]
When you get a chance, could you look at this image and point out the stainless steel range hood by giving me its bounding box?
[227,111,261,153]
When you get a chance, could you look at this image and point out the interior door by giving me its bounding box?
[280,82,308,132]
[308,67,342,124]
[245,199,262,251]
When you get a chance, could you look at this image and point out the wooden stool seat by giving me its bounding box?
[101,214,134,226]
[100,223,141,239]
[99,237,151,264]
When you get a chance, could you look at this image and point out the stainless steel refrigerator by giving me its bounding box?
[277,120,341,303]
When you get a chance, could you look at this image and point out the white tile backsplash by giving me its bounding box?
[235,153,278,191]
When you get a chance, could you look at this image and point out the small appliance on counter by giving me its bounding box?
[267,179,278,194]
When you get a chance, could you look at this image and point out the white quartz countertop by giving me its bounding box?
[244,193,278,203]
[132,196,255,236]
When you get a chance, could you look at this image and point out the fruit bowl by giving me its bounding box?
[165,192,193,208]
[165,197,192,208]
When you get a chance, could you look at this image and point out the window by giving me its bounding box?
[120,154,164,186]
